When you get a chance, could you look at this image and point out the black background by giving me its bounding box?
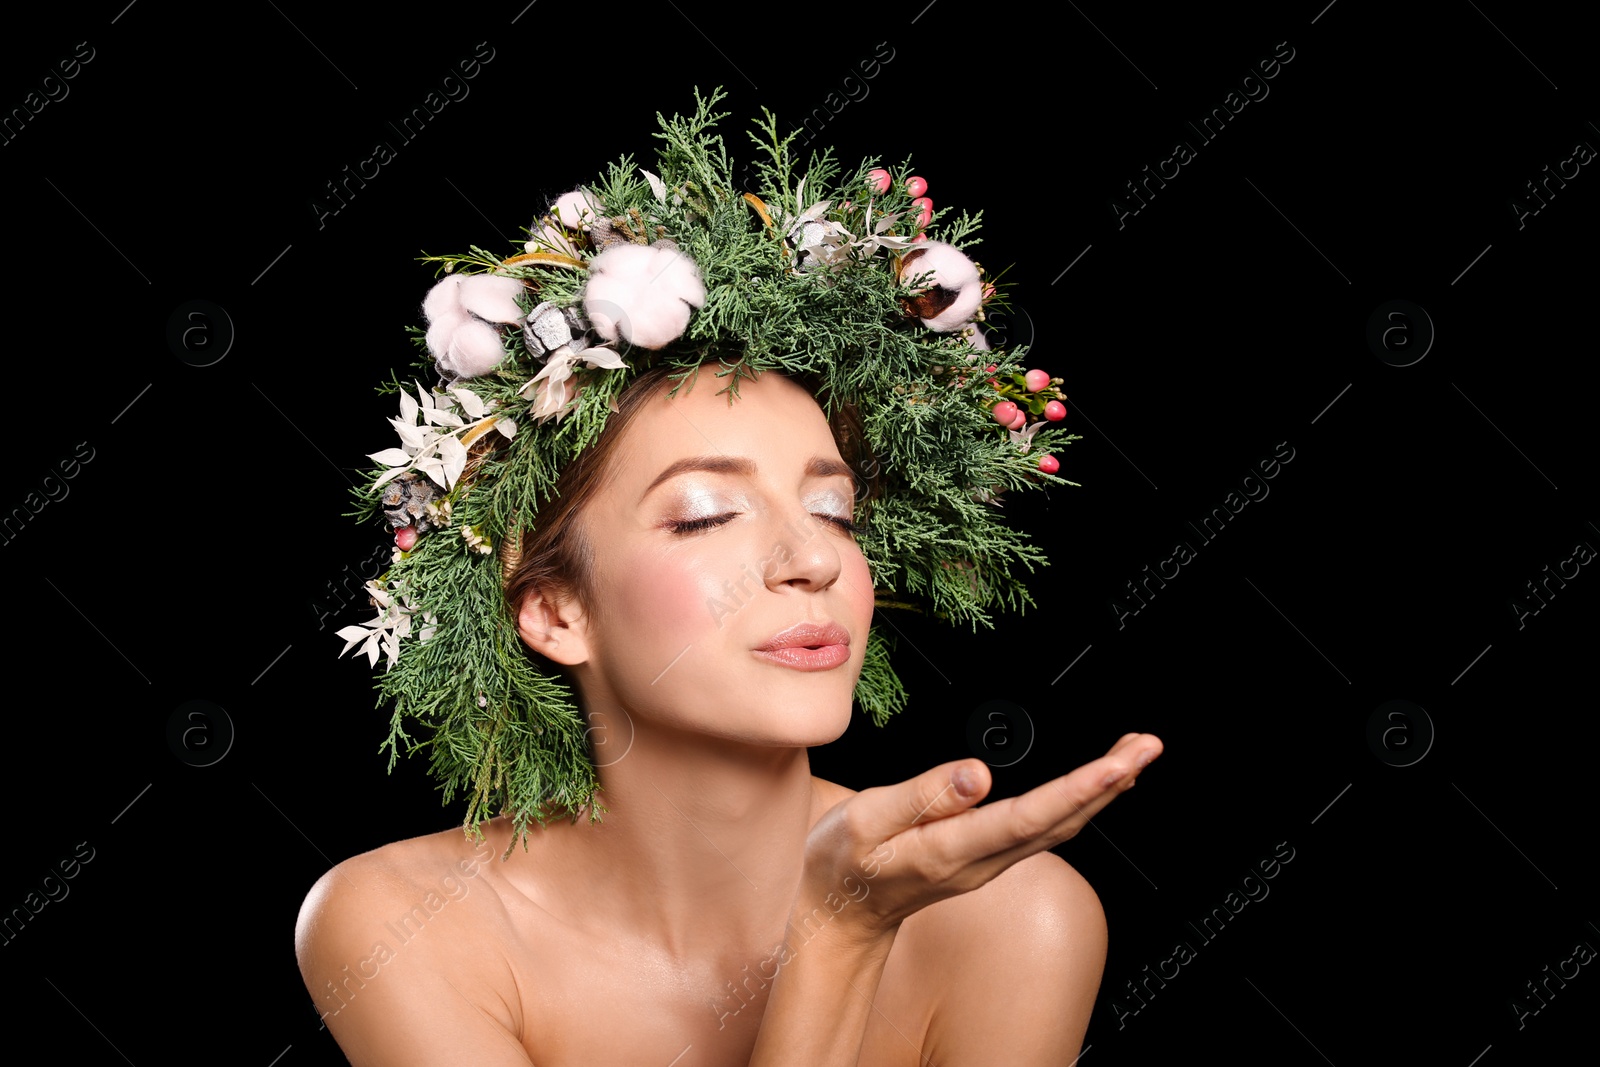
[2,1,1595,1063]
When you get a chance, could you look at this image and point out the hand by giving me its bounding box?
[791,732,1163,950]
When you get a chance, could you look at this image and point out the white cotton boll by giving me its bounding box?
[551,189,598,230]
[439,319,507,379]
[583,244,707,350]
[457,274,525,323]
[922,284,983,332]
[422,275,464,323]
[422,274,520,378]
[899,241,984,332]
[424,307,467,363]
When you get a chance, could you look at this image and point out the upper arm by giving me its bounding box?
[295,858,531,1067]
[920,852,1108,1064]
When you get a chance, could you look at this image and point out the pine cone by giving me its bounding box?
[522,301,591,360]
[381,472,442,532]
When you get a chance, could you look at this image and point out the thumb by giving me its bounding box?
[853,759,992,843]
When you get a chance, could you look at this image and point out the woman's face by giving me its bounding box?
[542,370,877,747]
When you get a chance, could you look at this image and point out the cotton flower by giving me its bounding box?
[551,189,599,230]
[422,274,526,378]
[897,242,983,332]
[582,243,706,350]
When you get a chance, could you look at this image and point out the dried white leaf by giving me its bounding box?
[799,199,832,224]
[391,418,428,451]
[335,625,371,655]
[437,436,469,487]
[641,168,667,203]
[419,459,449,489]
[373,466,410,490]
[399,389,418,425]
[582,347,626,370]
[449,386,487,419]
[496,417,518,440]
[369,448,412,467]
[422,407,464,428]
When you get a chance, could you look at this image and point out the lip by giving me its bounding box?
[756,622,852,652]
[754,622,852,672]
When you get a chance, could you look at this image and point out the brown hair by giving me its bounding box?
[501,364,879,650]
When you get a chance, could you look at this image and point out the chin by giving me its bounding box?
[711,667,859,749]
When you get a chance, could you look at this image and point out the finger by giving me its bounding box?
[914,735,1163,868]
[846,759,992,844]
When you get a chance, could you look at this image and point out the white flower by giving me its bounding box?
[582,243,706,350]
[1009,419,1046,454]
[422,274,526,379]
[518,344,626,423]
[897,241,983,332]
[551,189,601,229]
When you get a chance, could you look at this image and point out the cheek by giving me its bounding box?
[842,549,877,625]
[605,546,728,638]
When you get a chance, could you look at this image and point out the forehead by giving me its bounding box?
[613,370,841,475]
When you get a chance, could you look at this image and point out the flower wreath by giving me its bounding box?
[338,89,1080,846]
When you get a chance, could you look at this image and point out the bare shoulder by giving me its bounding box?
[913,851,1107,1059]
[294,828,504,968]
[294,829,531,1065]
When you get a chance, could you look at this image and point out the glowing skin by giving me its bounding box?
[531,368,877,751]
[296,368,1158,1066]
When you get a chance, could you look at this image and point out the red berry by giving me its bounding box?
[395,525,418,550]
[905,175,928,197]
[868,168,892,194]
[1007,410,1027,431]
[985,364,998,373]
[992,401,1019,425]
[1038,455,1060,474]
[912,232,928,243]
[1024,369,1050,392]
[912,197,934,227]
[1044,400,1067,421]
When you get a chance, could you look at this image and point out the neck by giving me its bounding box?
[505,717,820,960]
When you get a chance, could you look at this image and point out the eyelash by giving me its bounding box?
[667,513,863,536]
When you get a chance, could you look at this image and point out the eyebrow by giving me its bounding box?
[641,455,855,502]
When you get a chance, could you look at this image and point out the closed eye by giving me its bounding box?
[824,515,864,537]
[666,513,863,536]
[666,513,738,535]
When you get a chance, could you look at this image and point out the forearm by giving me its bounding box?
[746,921,900,1066]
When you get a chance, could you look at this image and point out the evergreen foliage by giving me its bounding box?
[345,89,1080,846]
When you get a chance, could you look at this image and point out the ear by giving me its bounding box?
[515,584,591,666]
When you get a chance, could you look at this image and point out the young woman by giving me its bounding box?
[298,95,1162,1064]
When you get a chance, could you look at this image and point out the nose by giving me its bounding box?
[760,506,844,593]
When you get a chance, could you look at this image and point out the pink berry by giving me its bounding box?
[868,168,892,194]
[1038,455,1060,474]
[1007,410,1027,430]
[1024,369,1050,392]
[905,175,928,197]
[1044,400,1067,421]
[912,232,927,242]
[912,197,933,227]
[992,401,1019,426]
[395,525,418,550]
